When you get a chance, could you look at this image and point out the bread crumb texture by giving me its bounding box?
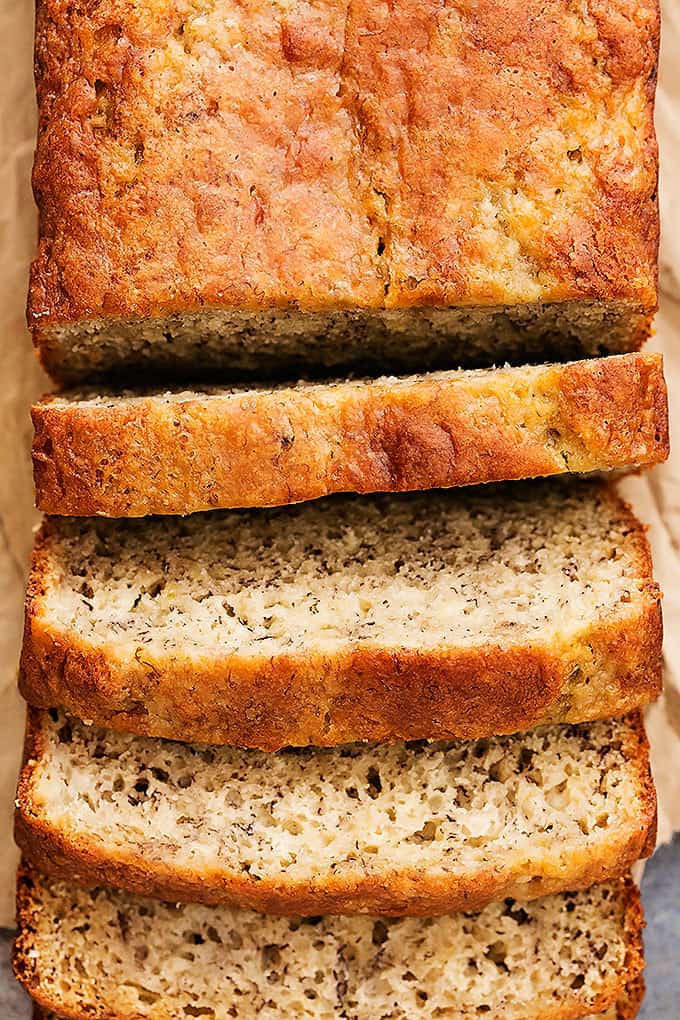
[33,482,652,655]
[21,480,661,747]
[17,708,654,914]
[30,1,659,379]
[15,867,643,1020]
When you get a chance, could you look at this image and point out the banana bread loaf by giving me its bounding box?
[31,1,659,383]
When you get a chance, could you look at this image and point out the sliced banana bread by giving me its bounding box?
[25,972,647,1020]
[14,867,644,1020]
[32,353,669,517]
[21,480,661,748]
[29,993,646,1020]
[16,709,655,916]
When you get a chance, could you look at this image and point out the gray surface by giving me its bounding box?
[0,931,29,1019]
[1,840,679,1018]
[637,836,680,1019]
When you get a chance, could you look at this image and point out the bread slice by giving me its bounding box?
[21,480,662,749]
[14,866,644,1020]
[29,1000,647,1020]
[29,979,646,1020]
[31,1,659,384]
[31,353,669,517]
[15,708,655,916]
[25,980,648,1020]
[28,988,646,1020]
[27,986,647,1020]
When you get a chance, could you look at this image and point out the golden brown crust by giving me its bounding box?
[24,992,648,1020]
[613,975,645,1020]
[14,708,657,916]
[14,816,652,919]
[29,997,644,1020]
[19,486,663,749]
[21,614,665,753]
[19,611,663,749]
[23,994,646,1020]
[345,0,660,311]
[31,1001,643,1020]
[29,0,383,328]
[620,881,647,1015]
[30,0,659,372]
[14,867,646,1020]
[32,354,669,517]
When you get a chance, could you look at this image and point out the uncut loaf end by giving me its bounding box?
[31,1,659,383]
[21,480,662,748]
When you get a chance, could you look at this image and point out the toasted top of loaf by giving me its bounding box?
[21,480,662,748]
[32,354,669,516]
[16,709,655,916]
[15,868,644,1020]
[31,1,658,380]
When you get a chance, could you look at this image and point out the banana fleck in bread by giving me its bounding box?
[31,1,659,383]
[14,867,645,1020]
[20,480,662,749]
[32,353,669,517]
[16,708,655,916]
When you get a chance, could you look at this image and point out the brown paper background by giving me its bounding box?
[1,0,679,926]
[0,0,44,927]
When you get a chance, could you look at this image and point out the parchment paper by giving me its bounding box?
[631,0,680,845]
[1,0,679,928]
[0,0,44,927]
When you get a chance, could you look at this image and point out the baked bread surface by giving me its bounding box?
[31,0,659,380]
[28,991,646,1020]
[32,354,669,516]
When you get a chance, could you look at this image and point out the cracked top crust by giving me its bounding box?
[30,0,659,334]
